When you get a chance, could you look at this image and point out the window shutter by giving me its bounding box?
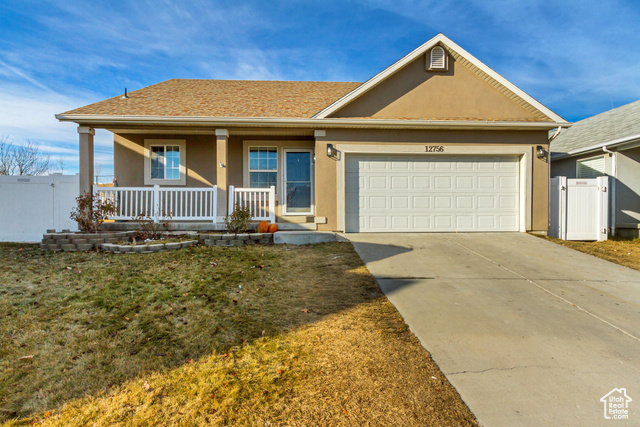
[577,156,605,178]
[430,46,446,69]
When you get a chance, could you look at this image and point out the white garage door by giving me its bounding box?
[345,155,520,232]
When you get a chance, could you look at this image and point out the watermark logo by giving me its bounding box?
[600,388,632,420]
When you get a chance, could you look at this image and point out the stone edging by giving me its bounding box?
[100,240,198,254]
[41,230,274,252]
[41,230,136,252]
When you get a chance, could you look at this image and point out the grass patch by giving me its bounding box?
[539,235,640,271]
[0,242,476,426]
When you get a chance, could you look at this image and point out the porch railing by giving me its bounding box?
[228,185,276,223]
[94,185,218,222]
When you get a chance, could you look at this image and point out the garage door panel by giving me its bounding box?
[434,176,452,189]
[456,176,474,190]
[413,176,431,189]
[391,216,410,229]
[345,155,519,232]
[414,196,430,209]
[455,195,474,209]
[391,176,409,189]
[456,215,474,229]
[477,195,496,209]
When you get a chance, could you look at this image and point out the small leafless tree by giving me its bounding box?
[56,157,65,174]
[0,135,51,175]
[0,135,13,175]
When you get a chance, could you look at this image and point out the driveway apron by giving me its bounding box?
[348,233,640,426]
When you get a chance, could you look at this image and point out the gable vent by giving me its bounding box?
[429,46,446,70]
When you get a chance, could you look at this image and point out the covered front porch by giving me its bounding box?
[77,126,324,230]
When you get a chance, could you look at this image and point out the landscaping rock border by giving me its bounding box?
[99,240,198,254]
[41,230,136,252]
[41,230,274,252]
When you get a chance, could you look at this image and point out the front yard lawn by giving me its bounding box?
[0,242,476,426]
[541,236,640,271]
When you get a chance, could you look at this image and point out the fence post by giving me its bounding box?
[228,185,235,216]
[52,173,61,231]
[269,185,276,224]
[153,185,160,223]
[597,176,609,242]
[212,185,218,224]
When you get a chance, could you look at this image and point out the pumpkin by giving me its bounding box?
[268,223,278,233]
[258,220,269,233]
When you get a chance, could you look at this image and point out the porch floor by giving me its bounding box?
[100,221,317,232]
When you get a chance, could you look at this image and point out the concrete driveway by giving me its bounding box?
[347,233,640,426]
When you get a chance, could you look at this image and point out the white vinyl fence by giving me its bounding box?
[549,176,609,241]
[228,185,276,222]
[94,185,218,221]
[0,174,79,242]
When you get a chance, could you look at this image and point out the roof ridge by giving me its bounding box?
[164,78,362,84]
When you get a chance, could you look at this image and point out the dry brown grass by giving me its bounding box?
[0,242,476,426]
[540,236,640,271]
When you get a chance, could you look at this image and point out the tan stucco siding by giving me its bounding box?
[114,133,216,187]
[315,129,550,232]
[329,54,544,122]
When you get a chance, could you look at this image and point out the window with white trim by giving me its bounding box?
[577,155,605,178]
[144,139,186,185]
[248,147,277,189]
[151,145,180,180]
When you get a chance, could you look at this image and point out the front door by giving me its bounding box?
[283,149,314,215]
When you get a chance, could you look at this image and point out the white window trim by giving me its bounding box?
[144,139,187,186]
[245,146,279,191]
[576,154,606,179]
[283,148,315,216]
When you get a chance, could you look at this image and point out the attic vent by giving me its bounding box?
[429,46,446,70]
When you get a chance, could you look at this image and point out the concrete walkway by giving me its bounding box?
[347,233,640,426]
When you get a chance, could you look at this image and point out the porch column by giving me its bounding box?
[216,129,229,217]
[78,126,95,195]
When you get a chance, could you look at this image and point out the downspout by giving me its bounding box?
[602,145,617,236]
[549,126,564,142]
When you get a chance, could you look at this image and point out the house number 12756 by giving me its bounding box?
[425,145,444,152]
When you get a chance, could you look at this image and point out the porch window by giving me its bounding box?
[249,147,277,189]
[144,139,186,186]
[151,145,180,180]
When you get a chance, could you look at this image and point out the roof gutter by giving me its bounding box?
[551,133,640,160]
[55,114,568,131]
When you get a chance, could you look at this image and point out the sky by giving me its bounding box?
[1,0,639,178]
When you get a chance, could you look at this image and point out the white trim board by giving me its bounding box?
[335,144,532,233]
[313,33,568,124]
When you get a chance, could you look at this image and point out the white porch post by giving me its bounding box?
[216,129,229,218]
[78,126,95,195]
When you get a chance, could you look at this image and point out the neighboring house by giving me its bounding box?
[56,33,568,233]
[551,100,640,236]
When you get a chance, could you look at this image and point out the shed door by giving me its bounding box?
[345,155,520,232]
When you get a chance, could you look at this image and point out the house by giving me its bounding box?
[56,33,568,233]
[551,100,640,237]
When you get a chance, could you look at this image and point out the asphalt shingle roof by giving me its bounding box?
[551,99,640,155]
[62,79,362,118]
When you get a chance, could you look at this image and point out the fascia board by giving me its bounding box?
[55,114,564,131]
